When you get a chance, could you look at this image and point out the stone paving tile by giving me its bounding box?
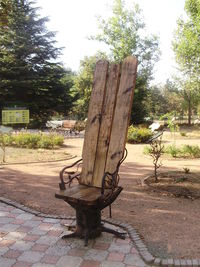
[32,264,55,267]
[108,242,132,254]
[100,261,125,267]
[5,231,26,241]
[0,239,16,247]
[56,255,83,267]
[0,256,16,267]
[92,241,110,250]
[107,251,125,262]
[68,248,87,257]
[41,254,60,264]
[43,218,60,224]
[36,235,59,245]
[3,249,22,259]
[10,240,34,251]
[12,262,32,267]
[84,249,108,261]
[0,246,9,256]
[0,201,155,267]
[80,259,100,267]
[23,234,40,242]
[45,243,71,256]
[18,250,44,263]
[0,223,20,232]
[124,253,147,267]
[31,244,49,252]
[16,213,34,221]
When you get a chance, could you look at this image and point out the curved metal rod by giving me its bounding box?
[59,158,82,190]
[101,148,128,195]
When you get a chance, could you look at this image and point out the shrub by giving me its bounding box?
[181,145,200,158]
[10,132,64,149]
[127,126,153,144]
[164,144,200,158]
[165,145,180,158]
[180,132,187,137]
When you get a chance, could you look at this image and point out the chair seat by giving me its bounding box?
[55,184,122,208]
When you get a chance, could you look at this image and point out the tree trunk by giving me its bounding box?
[188,94,191,126]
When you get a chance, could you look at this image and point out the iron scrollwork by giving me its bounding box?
[101,148,128,198]
[59,158,83,190]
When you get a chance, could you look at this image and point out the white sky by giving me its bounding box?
[36,0,186,85]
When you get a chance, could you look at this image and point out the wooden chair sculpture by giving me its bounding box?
[55,56,138,246]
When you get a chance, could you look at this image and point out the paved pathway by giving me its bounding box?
[0,202,148,267]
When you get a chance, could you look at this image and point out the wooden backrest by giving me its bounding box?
[80,56,138,187]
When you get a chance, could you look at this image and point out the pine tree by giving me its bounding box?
[0,0,72,126]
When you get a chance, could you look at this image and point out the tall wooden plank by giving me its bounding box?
[105,56,138,175]
[80,60,109,186]
[92,63,121,187]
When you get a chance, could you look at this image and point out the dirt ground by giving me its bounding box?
[0,131,200,259]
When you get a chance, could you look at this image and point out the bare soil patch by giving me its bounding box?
[145,171,200,200]
[0,131,200,259]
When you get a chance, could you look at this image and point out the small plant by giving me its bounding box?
[127,126,153,144]
[180,132,187,137]
[181,145,200,158]
[164,144,200,158]
[183,167,190,174]
[160,113,179,138]
[148,134,164,182]
[165,144,180,158]
[5,132,64,149]
[0,134,12,163]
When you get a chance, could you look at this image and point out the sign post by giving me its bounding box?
[2,108,29,125]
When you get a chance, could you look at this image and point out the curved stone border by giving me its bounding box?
[0,196,199,267]
[1,154,76,166]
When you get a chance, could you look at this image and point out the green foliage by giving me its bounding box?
[180,132,187,137]
[165,145,180,158]
[73,121,86,132]
[0,0,73,125]
[181,144,200,157]
[4,132,64,149]
[0,133,11,162]
[127,126,153,144]
[72,53,107,119]
[165,144,200,158]
[173,0,200,124]
[173,0,200,80]
[90,0,160,124]
[160,112,179,133]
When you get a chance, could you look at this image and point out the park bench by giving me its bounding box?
[55,56,138,245]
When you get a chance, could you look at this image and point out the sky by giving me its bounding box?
[36,0,186,85]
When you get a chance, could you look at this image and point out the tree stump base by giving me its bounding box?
[62,206,126,246]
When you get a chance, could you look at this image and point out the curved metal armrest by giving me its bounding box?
[59,158,82,190]
[101,148,128,196]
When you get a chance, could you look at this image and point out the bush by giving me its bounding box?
[127,126,153,144]
[164,144,200,158]
[165,145,180,158]
[9,132,64,149]
[181,145,200,158]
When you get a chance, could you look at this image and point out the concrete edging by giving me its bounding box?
[0,196,199,267]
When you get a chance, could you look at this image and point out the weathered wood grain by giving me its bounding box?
[92,63,121,187]
[80,60,109,186]
[105,56,138,175]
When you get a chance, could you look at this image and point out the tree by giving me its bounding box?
[90,0,160,123]
[173,0,200,124]
[0,0,72,126]
[72,53,108,120]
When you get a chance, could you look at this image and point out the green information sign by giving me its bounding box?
[2,109,29,124]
